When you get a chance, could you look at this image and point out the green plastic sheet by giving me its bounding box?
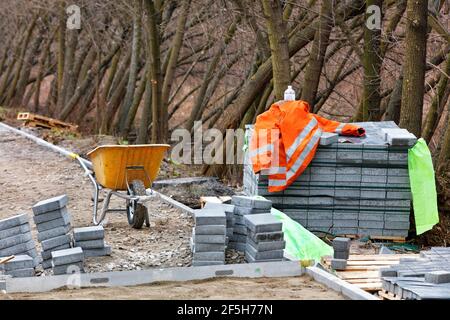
[271,207,333,262]
[408,138,439,235]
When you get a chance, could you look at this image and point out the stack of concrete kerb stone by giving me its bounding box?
[32,195,72,270]
[0,213,39,274]
[0,255,36,278]
[204,202,235,246]
[73,226,111,257]
[330,237,351,270]
[243,214,285,263]
[51,247,85,275]
[191,207,226,266]
[229,196,272,252]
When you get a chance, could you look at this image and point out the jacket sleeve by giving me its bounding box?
[312,114,365,137]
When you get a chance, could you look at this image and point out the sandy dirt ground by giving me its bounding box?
[0,126,344,299]
[6,276,344,300]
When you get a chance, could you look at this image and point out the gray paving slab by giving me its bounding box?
[232,196,272,209]
[247,231,284,242]
[232,225,247,235]
[334,250,349,260]
[41,258,53,270]
[203,202,235,214]
[243,214,282,233]
[193,234,226,244]
[32,195,68,215]
[192,260,224,266]
[234,206,270,215]
[246,244,283,260]
[246,238,285,252]
[194,209,226,226]
[193,243,226,252]
[331,259,347,270]
[0,213,29,231]
[194,225,226,235]
[332,237,351,251]
[244,251,283,263]
[193,252,225,261]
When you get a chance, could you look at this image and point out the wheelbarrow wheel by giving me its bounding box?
[126,180,147,229]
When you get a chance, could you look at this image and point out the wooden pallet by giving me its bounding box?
[17,112,78,131]
[377,290,402,300]
[200,196,232,208]
[342,234,406,243]
[322,254,419,293]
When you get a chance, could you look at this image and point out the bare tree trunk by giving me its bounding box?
[399,0,428,137]
[118,0,142,135]
[261,0,290,100]
[161,0,191,117]
[422,53,450,142]
[185,20,238,132]
[362,0,383,121]
[57,1,66,103]
[123,68,148,137]
[145,0,165,143]
[33,28,56,112]
[137,78,152,144]
[4,16,37,106]
[301,0,333,109]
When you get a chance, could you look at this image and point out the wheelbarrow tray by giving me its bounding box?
[87,144,170,190]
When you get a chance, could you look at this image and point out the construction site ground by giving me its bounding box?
[0,126,345,299]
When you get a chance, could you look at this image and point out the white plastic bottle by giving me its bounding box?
[284,85,296,101]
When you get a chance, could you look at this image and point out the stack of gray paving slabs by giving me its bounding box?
[380,247,450,299]
[244,122,415,238]
[191,207,227,266]
[0,213,39,269]
[204,202,235,242]
[51,247,85,275]
[230,196,272,252]
[331,237,350,269]
[243,214,284,263]
[32,195,72,269]
[0,255,35,278]
[73,226,111,257]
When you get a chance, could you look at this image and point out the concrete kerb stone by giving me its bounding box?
[32,195,68,215]
[73,226,104,241]
[83,245,112,257]
[53,262,85,275]
[0,223,31,239]
[424,271,450,284]
[0,233,32,250]
[194,209,226,226]
[5,268,35,278]
[306,266,379,300]
[51,247,84,266]
[4,261,304,293]
[33,207,69,225]
[0,255,34,271]
[41,234,71,251]
[0,213,29,231]
[36,217,71,233]
[41,243,72,260]
[0,240,36,256]
[37,225,71,242]
[74,239,105,249]
[194,225,226,235]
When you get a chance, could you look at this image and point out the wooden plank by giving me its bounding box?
[378,290,401,300]
[338,271,380,280]
[0,255,14,265]
[17,112,78,131]
[354,282,383,291]
[343,234,406,242]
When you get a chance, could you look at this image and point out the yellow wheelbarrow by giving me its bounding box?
[75,144,170,229]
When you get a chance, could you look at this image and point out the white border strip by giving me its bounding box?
[306,266,379,300]
[5,261,303,293]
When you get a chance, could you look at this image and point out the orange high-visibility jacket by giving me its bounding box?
[249,100,365,192]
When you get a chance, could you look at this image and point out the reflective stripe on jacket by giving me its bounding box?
[250,100,365,192]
